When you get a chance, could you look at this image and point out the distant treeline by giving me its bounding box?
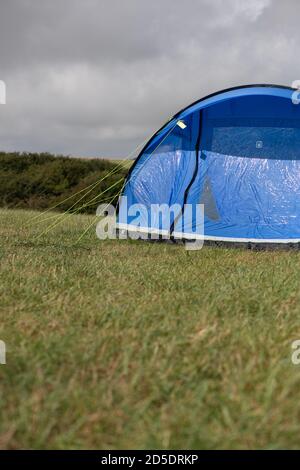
[0,152,130,213]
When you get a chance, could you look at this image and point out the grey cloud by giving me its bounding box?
[0,0,299,157]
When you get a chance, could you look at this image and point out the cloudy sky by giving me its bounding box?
[0,0,298,157]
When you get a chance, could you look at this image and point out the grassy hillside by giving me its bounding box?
[1,208,300,449]
[0,152,131,213]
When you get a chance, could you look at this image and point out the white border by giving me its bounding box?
[201,234,300,244]
[117,223,169,237]
[117,224,300,244]
[172,231,204,240]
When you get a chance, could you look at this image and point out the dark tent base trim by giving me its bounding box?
[201,239,300,251]
[153,238,300,251]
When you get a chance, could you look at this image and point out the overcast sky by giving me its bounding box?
[0,0,299,157]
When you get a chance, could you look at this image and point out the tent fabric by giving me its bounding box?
[118,85,300,243]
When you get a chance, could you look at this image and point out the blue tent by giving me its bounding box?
[118,84,300,244]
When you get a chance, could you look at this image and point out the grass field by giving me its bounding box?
[1,208,300,449]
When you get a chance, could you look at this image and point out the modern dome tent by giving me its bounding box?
[117,84,300,246]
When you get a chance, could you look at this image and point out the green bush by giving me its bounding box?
[0,152,128,213]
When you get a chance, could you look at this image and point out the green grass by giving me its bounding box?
[1,208,300,449]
